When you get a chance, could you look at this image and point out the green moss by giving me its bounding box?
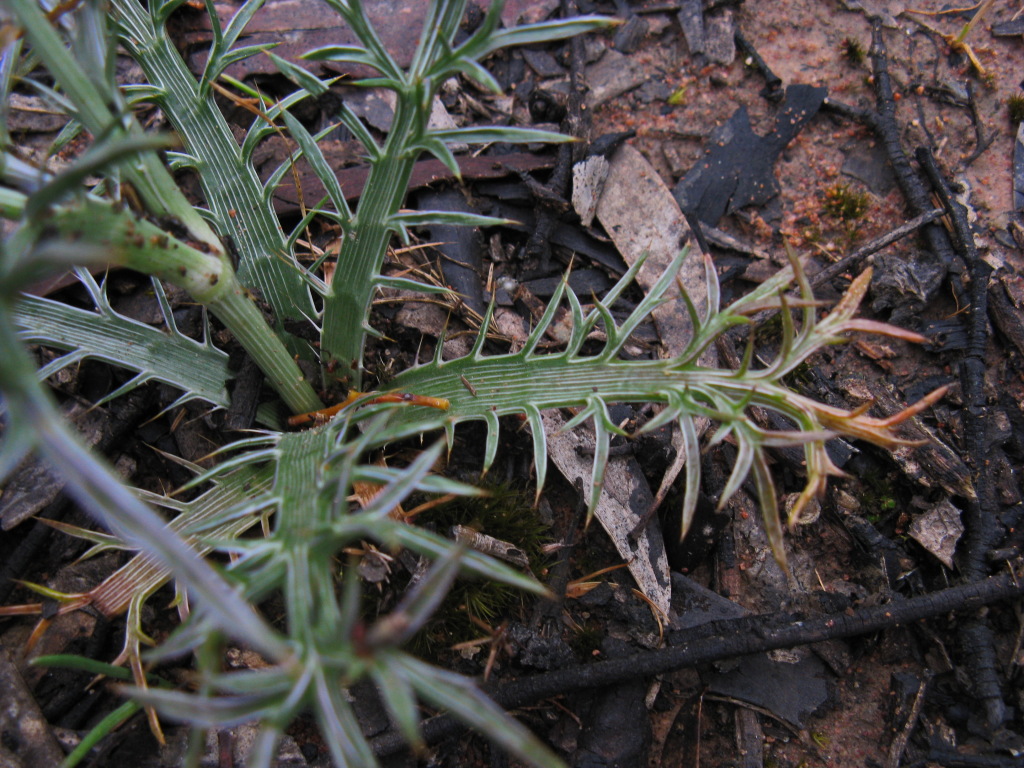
[841,36,866,65]
[822,183,870,223]
[569,618,604,657]
[1008,94,1024,124]
[406,482,551,654]
[856,472,900,525]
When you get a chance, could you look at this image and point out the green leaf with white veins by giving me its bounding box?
[389,249,941,571]
[13,270,231,411]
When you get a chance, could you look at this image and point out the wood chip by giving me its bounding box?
[543,411,672,615]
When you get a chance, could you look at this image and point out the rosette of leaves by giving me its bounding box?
[0,0,944,766]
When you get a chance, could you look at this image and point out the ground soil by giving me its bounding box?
[3,1,1024,767]
[591,2,1024,766]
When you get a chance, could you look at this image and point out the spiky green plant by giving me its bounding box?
[0,0,942,766]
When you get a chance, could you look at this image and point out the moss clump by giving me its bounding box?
[841,36,866,65]
[1008,94,1024,124]
[407,482,551,653]
[822,183,870,223]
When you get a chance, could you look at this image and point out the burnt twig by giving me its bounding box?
[372,569,1024,757]
[733,30,783,101]
[867,20,956,276]
[820,21,960,309]
[963,81,995,167]
[810,207,946,290]
[915,148,994,578]
[916,146,1003,729]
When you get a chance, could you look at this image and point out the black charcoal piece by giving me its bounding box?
[707,651,830,728]
[414,186,486,316]
[672,85,828,226]
[669,574,830,728]
[572,639,652,768]
[522,269,613,299]
[841,141,897,196]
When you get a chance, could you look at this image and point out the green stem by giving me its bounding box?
[320,97,421,387]
[210,288,323,413]
[0,187,26,219]
[51,200,323,413]
[391,349,784,422]
[7,0,220,252]
[111,0,317,336]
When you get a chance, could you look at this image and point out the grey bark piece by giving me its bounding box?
[869,249,947,325]
[837,0,903,28]
[989,275,1024,357]
[596,143,709,359]
[676,0,705,56]
[993,18,1024,36]
[909,499,964,569]
[861,378,973,500]
[670,572,747,630]
[0,744,24,768]
[612,14,649,55]
[571,155,610,227]
[7,93,69,132]
[343,87,461,147]
[703,10,736,65]
[543,411,672,616]
[520,48,565,78]
[0,649,65,767]
[500,0,559,27]
[1,401,112,529]
[736,706,765,768]
[584,50,647,109]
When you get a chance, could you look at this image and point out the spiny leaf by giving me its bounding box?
[390,248,939,565]
[279,109,353,223]
[427,126,576,146]
[399,655,564,768]
[199,0,270,95]
[269,51,330,97]
[677,412,701,541]
[13,271,232,410]
[474,16,615,58]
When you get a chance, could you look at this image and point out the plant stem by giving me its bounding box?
[52,199,322,413]
[111,0,318,339]
[7,0,220,252]
[391,350,791,423]
[320,95,421,386]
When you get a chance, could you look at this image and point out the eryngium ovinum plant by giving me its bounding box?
[0,0,944,765]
